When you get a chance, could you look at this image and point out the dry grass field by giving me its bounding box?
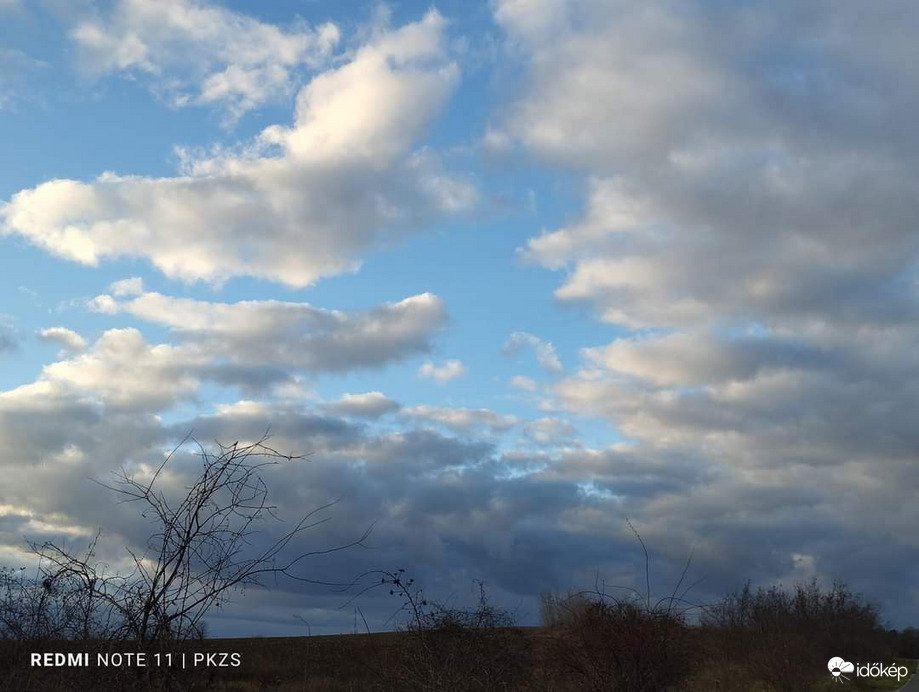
[2,624,916,691]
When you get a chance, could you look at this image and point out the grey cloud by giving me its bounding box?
[321,392,401,419]
[199,363,293,394]
[495,0,919,627]
[582,331,839,388]
[402,405,519,435]
[521,417,577,446]
[4,371,919,633]
[499,0,919,331]
[0,377,624,631]
[138,405,919,629]
[95,290,448,374]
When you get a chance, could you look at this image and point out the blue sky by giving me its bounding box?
[2,0,919,635]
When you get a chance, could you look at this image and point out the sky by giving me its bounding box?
[1,0,919,636]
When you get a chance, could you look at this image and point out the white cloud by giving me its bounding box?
[70,0,341,122]
[509,375,537,392]
[2,11,474,286]
[522,416,577,446]
[403,405,519,434]
[495,0,728,170]
[503,331,562,372]
[502,0,919,331]
[580,331,828,388]
[36,327,87,355]
[40,328,205,411]
[86,294,118,314]
[26,287,449,412]
[493,0,569,44]
[499,0,919,455]
[322,392,401,419]
[109,276,144,297]
[417,358,466,384]
[89,289,448,374]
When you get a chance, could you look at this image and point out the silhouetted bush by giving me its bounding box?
[888,626,919,658]
[0,435,363,647]
[700,579,888,691]
[540,591,691,692]
[379,570,531,691]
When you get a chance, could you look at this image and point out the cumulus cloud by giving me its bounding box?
[0,381,168,550]
[522,417,577,446]
[497,0,919,622]
[13,286,448,418]
[580,330,832,388]
[40,328,206,411]
[0,365,566,634]
[36,327,87,355]
[417,358,466,384]
[88,289,448,374]
[164,400,917,633]
[402,405,519,435]
[321,392,401,419]
[70,0,340,122]
[109,276,144,297]
[503,331,562,372]
[501,0,919,331]
[1,11,474,286]
[2,340,916,636]
[509,375,537,392]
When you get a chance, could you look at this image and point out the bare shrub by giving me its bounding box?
[0,433,366,645]
[889,626,919,658]
[0,533,123,642]
[369,570,530,691]
[541,595,691,692]
[538,520,697,691]
[701,579,888,691]
[539,590,592,628]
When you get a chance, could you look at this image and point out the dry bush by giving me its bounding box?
[537,521,698,691]
[888,626,919,658]
[540,593,691,692]
[700,579,888,692]
[539,590,593,628]
[367,570,531,691]
[0,433,365,647]
[0,548,107,642]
